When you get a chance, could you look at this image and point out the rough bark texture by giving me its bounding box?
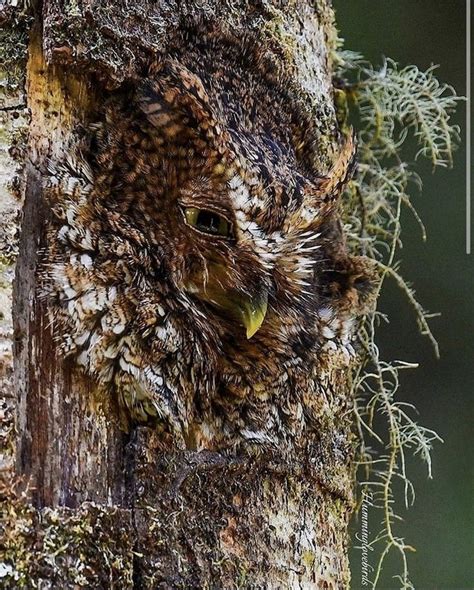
[1,1,357,588]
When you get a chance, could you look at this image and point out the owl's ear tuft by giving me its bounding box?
[317,131,357,206]
[137,61,225,148]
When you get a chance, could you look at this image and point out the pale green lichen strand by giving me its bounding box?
[336,49,459,588]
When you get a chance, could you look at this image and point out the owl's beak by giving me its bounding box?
[240,292,268,339]
[185,267,268,338]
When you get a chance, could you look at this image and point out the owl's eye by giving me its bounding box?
[183,207,233,238]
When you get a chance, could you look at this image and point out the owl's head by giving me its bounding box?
[47,58,373,431]
[116,61,365,345]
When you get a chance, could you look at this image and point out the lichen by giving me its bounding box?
[335,49,460,588]
[0,476,135,589]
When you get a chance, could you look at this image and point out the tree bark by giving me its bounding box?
[2,1,357,588]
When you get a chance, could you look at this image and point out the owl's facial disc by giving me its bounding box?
[185,263,268,339]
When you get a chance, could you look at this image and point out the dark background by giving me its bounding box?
[333,1,473,588]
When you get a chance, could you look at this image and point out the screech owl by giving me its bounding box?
[44,38,373,450]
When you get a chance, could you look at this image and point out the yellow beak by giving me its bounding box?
[185,265,268,339]
[240,293,268,339]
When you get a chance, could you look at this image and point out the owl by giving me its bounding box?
[44,45,372,450]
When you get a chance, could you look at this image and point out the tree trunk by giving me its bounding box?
[2,1,358,588]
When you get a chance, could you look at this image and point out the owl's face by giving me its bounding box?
[128,62,358,349]
[47,58,369,436]
[155,173,271,341]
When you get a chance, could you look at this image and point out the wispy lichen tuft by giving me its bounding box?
[338,51,460,167]
[335,49,460,588]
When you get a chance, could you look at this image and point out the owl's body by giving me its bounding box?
[45,34,370,449]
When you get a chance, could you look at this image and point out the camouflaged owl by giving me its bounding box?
[44,43,372,449]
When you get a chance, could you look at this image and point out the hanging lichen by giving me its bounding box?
[335,49,461,588]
